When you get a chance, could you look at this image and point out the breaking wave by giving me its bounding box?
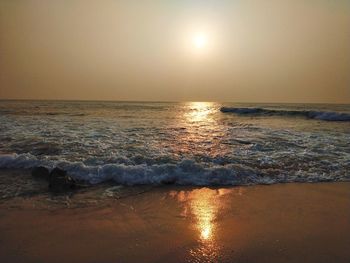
[220,107,350,121]
[0,153,348,186]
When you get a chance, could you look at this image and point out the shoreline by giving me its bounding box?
[1,167,348,191]
[0,171,349,262]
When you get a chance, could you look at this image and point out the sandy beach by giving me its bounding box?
[0,170,349,263]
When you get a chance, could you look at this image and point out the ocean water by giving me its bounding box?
[0,100,349,186]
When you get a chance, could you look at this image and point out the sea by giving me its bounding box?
[0,100,349,186]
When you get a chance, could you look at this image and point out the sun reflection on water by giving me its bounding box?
[167,101,230,157]
[185,102,215,123]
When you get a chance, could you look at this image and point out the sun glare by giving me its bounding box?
[180,23,216,55]
[193,33,207,49]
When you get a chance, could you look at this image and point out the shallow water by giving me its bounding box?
[0,100,349,185]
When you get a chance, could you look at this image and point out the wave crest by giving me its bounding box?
[0,154,348,186]
[220,107,350,121]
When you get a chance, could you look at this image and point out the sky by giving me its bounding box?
[0,0,349,103]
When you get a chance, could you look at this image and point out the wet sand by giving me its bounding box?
[0,181,349,263]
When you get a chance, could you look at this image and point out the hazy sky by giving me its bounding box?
[0,0,349,103]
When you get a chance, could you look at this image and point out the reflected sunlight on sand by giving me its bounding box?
[169,187,244,262]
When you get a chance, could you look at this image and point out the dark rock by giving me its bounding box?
[161,177,177,185]
[50,167,67,177]
[49,167,76,193]
[32,166,50,180]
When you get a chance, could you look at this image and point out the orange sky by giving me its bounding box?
[0,0,349,103]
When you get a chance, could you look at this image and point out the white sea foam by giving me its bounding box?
[0,153,348,186]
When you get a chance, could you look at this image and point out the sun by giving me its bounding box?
[192,33,208,50]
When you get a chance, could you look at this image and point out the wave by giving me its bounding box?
[220,107,350,121]
[0,154,348,186]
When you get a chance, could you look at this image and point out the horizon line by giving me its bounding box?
[0,98,349,105]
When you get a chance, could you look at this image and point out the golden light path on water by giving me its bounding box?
[185,102,214,123]
[177,101,227,155]
[167,103,239,261]
[162,101,230,159]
